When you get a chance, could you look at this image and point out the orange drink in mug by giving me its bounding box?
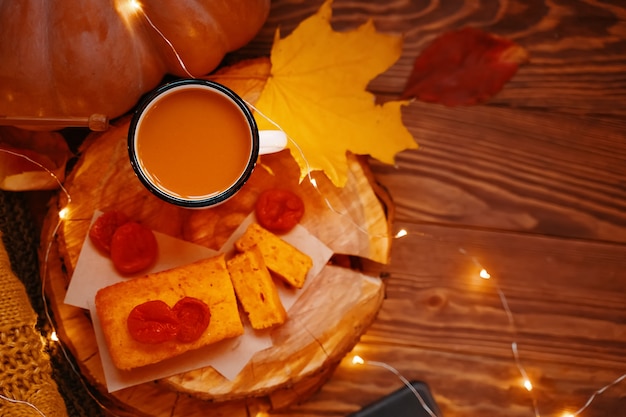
[128,79,286,208]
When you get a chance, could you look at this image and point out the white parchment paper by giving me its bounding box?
[65,212,332,392]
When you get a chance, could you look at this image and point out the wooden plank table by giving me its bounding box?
[228,1,625,416]
[26,1,626,416]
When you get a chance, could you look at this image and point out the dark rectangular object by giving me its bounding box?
[348,380,441,417]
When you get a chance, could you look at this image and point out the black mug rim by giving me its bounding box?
[128,79,260,208]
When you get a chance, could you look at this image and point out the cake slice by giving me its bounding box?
[234,223,312,289]
[95,254,244,371]
[227,246,287,329]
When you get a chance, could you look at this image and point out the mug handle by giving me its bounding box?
[259,130,288,155]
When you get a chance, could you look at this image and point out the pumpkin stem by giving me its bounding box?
[0,113,109,131]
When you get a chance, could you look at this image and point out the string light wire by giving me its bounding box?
[0,148,126,416]
[2,5,623,414]
[0,148,71,195]
[126,1,195,78]
[128,0,384,242]
[0,393,47,417]
[0,88,390,417]
[0,150,67,416]
[3,123,624,417]
[4,144,624,417]
[247,100,389,241]
[352,356,439,417]
[451,242,623,416]
[382,232,625,417]
[9,4,397,414]
[569,373,626,416]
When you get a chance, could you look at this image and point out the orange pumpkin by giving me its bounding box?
[0,0,270,125]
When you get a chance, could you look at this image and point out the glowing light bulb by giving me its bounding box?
[50,331,59,342]
[58,207,69,220]
[352,355,365,365]
[523,379,533,391]
[116,0,143,26]
[395,229,408,238]
[562,413,575,417]
[479,269,491,279]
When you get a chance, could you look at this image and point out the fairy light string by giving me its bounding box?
[459,248,538,411]
[123,0,383,241]
[0,393,47,417]
[568,373,626,416]
[0,136,381,417]
[2,129,624,417]
[238,13,626,410]
[0,87,382,417]
[352,355,439,417]
[119,0,195,78]
[247,100,392,244]
[0,148,123,415]
[2,144,622,416]
[461,246,541,417]
[2,1,379,413]
[2,3,624,415]
[393,227,626,417]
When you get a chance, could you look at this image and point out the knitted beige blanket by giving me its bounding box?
[0,190,103,417]
[0,232,67,417]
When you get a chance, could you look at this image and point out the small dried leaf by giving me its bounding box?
[402,27,529,106]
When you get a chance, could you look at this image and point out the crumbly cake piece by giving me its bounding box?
[227,246,287,329]
[234,223,312,288]
[95,254,244,371]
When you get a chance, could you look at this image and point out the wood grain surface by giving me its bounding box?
[33,0,626,416]
[235,0,626,243]
[223,1,626,417]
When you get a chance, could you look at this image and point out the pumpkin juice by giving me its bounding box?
[135,87,253,200]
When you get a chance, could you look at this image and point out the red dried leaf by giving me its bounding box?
[402,27,529,106]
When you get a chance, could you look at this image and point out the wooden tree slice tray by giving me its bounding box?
[39,110,392,414]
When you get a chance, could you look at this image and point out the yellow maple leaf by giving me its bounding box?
[254,0,417,187]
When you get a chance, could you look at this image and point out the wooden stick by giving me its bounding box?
[0,113,109,131]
